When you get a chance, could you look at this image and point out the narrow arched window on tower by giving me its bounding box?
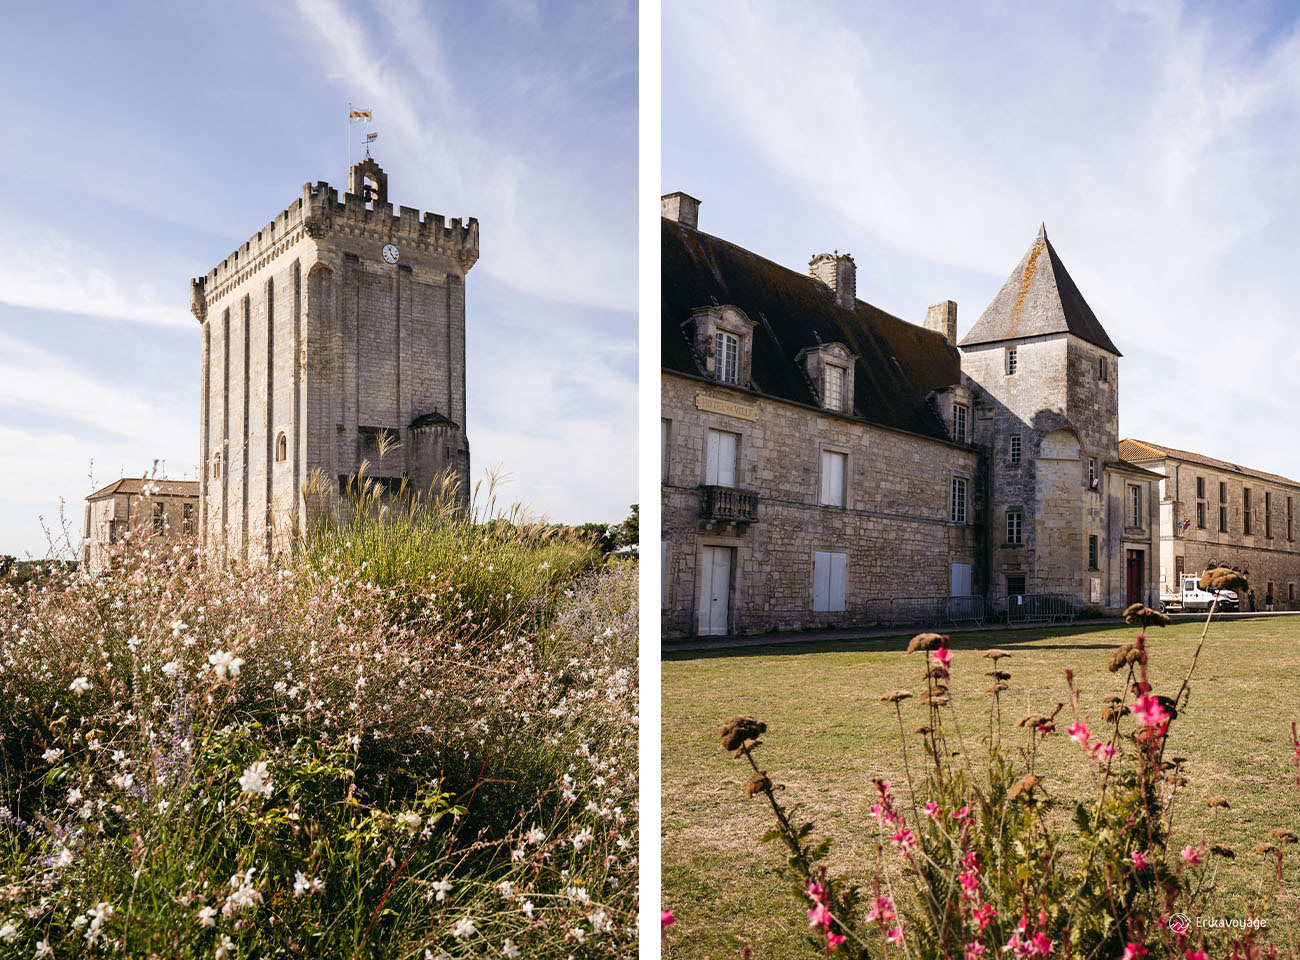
[211,451,222,479]
[276,432,288,463]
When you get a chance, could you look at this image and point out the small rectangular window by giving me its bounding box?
[1128,485,1141,527]
[1265,490,1272,538]
[1219,481,1226,502]
[1006,348,1018,375]
[1290,583,1295,602]
[824,365,845,411]
[1196,502,1205,528]
[152,501,165,536]
[1098,357,1108,381]
[1006,574,1026,597]
[950,477,968,524]
[820,450,846,507]
[713,331,739,384]
[1219,505,1228,532]
[1087,458,1097,488]
[1244,488,1253,534]
[1088,534,1098,570]
[1196,476,1205,499]
[1009,434,1021,464]
[1006,510,1023,545]
[182,503,194,535]
[1288,496,1294,541]
[661,419,671,482]
[952,403,968,443]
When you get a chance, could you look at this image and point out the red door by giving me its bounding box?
[1126,550,1143,606]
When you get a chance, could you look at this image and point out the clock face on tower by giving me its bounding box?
[381,243,400,264]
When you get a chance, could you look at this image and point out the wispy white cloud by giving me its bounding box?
[665,0,1300,481]
[294,0,636,312]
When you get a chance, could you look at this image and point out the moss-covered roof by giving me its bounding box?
[960,224,1120,356]
[662,218,958,442]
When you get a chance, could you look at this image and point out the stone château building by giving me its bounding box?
[83,478,199,574]
[1119,439,1300,609]
[660,193,1160,638]
[190,160,477,560]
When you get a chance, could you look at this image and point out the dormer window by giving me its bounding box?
[714,331,740,384]
[692,305,757,387]
[952,403,969,443]
[824,365,845,411]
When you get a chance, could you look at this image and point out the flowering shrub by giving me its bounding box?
[713,580,1297,958]
[0,505,637,957]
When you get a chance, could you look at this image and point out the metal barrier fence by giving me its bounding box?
[998,593,1082,624]
[857,596,988,628]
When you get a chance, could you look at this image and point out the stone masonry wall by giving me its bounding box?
[662,374,979,638]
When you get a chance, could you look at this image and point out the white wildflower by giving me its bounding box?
[572,827,594,850]
[450,917,476,939]
[520,899,535,918]
[198,905,218,927]
[430,878,453,902]
[526,825,545,845]
[395,810,421,834]
[41,748,63,764]
[69,677,92,695]
[162,661,181,677]
[0,922,16,943]
[497,880,514,898]
[570,925,586,942]
[502,940,521,959]
[238,761,272,796]
[207,650,244,680]
[215,933,235,959]
[36,941,53,958]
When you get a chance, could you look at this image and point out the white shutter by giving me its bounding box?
[951,563,971,596]
[813,551,847,612]
[821,451,845,507]
[707,430,737,488]
[705,430,720,485]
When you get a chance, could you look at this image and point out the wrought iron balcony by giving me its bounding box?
[699,485,759,524]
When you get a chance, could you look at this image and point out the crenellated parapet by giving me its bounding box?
[189,161,477,323]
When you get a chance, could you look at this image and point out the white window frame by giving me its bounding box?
[824,364,845,411]
[950,476,968,524]
[1128,484,1142,527]
[952,403,969,443]
[1009,433,1021,464]
[1087,458,1097,488]
[1006,347,1018,375]
[714,331,740,384]
[705,428,739,488]
[1006,510,1023,545]
[819,449,847,508]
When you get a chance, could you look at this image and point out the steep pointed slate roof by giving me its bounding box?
[959,224,1121,356]
[662,218,960,443]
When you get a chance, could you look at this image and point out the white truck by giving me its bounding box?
[1160,573,1239,613]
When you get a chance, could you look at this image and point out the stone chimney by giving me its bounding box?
[661,191,700,230]
[809,252,856,310]
[924,300,957,344]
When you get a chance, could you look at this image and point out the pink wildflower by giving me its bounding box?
[805,879,826,903]
[1186,951,1209,960]
[959,870,980,898]
[865,897,896,924]
[661,910,675,929]
[1066,721,1090,745]
[966,943,986,960]
[826,929,846,949]
[887,925,904,944]
[924,801,940,817]
[1129,850,1149,871]
[1032,932,1052,956]
[972,903,996,933]
[1181,843,1203,866]
[890,828,916,850]
[951,805,970,821]
[1123,944,1147,960]
[932,646,953,667]
[808,904,832,928]
[1129,694,1169,729]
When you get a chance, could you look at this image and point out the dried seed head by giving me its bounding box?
[921,693,950,707]
[733,741,761,758]
[743,771,771,798]
[1108,644,1133,673]
[880,690,913,704]
[1268,828,1299,844]
[1209,844,1235,858]
[1015,714,1046,728]
[718,716,767,752]
[922,664,949,680]
[1103,696,1123,705]
[983,649,1012,660]
[908,632,945,653]
[984,683,1009,694]
[1102,704,1122,723]
[985,670,1011,681]
[1199,567,1249,593]
[1124,603,1171,629]
[1009,774,1039,800]
[914,725,932,735]
[1166,774,1187,787]
[1251,843,1277,854]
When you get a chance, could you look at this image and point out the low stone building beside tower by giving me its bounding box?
[660,193,1160,638]
[190,159,477,560]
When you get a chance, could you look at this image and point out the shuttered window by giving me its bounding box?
[812,551,847,612]
[705,429,738,487]
[820,451,846,507]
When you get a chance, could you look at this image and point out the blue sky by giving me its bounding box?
[664,0,1300,484]
[0,0,636,557]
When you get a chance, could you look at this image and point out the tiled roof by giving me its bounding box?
[1119,438,1300,488]
[662,218,959,443]
[87,478,200,501]
[959,224,1120,356]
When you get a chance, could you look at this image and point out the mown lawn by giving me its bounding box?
[662,617,1300,959]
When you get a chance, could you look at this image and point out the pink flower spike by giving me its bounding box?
[1129,850,1149,871]
[887,925,905,944]
[826,929,846,949]
[932,646,953,666]
[1129,694,1169,729]
[1066,721,1090,745]
[1032,932,1052,956]
[808,904,832,928]
[1181,843,1204,865]
[966,943,986,960]
[805,879,826,903]
[890,828,916,850]
[951,805,970,820]
[1123,944,1147,960]
[924,801,940,817]
[661,910,676,929]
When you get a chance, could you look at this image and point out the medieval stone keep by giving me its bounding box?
[190,160,477,560]
[660,193,1162,638]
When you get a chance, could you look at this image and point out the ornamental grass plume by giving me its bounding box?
[1123,603,1170,629]
[880,690,913,703]
[982,648,1012,660]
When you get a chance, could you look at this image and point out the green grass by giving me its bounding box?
[662,618,1300,959]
